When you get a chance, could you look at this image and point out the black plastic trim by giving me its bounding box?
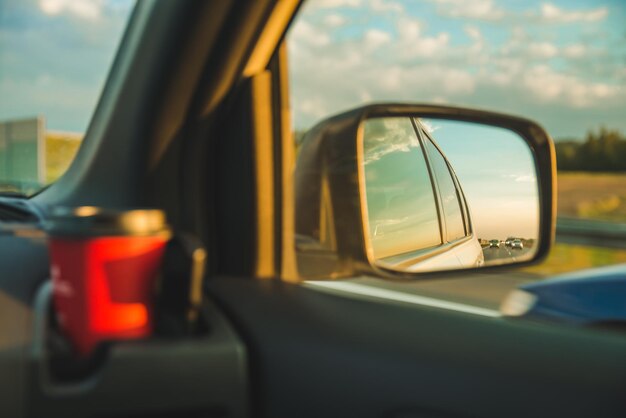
[208,276,626,418]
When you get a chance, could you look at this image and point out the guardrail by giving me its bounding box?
[556,217,626,249]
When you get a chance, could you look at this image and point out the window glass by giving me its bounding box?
[423,136,466,242]
[287,0,626,232]
[0,0,135,196]
[288,1,626,305]
[362,118,441,259]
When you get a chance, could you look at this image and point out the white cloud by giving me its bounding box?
[502,174,537,183]
[323,14,347,28]
[377,66,403,91]
[430,0,505,21]
[431,96,448,104]
[502,31,560,60]
[420,119,440,134]
[464,25,485,55]
[364,29,392,49]
[527,42,558,59]
[287,0,626,136]
[39,0,103,20]
[370,0,403,13]
[522,65,618,107]
[464,25,481,41]
[291,20,331,47]
[540,3,608,23]
[397,18,449,58]
[563,44,586,59]
[305,0,362,9]
[511,27,528,43]
[398,18,421,42]
[429,1,608,25]
[363,118,422,164]
[437,68,475,94]
[298,97,330,120]
[411,32,450,57]
[366,64,475,96]
[360,90,372,102]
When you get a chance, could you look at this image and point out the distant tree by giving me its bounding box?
[555,127,626,172]
[554,140,579,171]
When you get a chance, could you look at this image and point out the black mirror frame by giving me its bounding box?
[295,103,556,279]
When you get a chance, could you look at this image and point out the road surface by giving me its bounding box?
[482,244,533,264]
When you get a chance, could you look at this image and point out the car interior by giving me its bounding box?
[1,1,625,417]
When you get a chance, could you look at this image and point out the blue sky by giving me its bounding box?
[0,0,624,140]
[0,0,133,132]
[288,0,626,139]
[424,119,539,239]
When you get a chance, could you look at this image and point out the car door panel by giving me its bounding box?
[207,276,626,418]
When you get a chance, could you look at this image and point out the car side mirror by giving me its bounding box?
[295,104,555,278]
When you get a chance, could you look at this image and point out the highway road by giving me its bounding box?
[482,244,533,264]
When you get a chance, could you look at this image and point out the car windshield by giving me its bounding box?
[0,0,135,196]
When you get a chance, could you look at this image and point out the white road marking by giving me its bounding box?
[304,280,502,318]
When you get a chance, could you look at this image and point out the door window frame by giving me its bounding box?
[414,119,472,243]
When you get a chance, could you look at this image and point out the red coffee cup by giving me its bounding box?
[47,207,171,355]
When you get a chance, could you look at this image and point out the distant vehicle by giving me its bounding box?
[489,239,500,248]
[501,264,626,331]
[505,237,516,246]
[511,239,523,250]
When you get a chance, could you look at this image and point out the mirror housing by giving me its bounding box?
[295,104,556,279]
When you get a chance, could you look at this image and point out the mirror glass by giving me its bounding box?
[361,117,539,272]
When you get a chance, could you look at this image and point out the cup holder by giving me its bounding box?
[28,280,248,418]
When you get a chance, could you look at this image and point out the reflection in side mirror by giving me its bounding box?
[360,117,539,272]
[294,104,554,278]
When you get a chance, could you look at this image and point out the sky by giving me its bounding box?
[0,0,134,132]
[423,119,539,240]
[0,0,623,138]
[288,0,626,140]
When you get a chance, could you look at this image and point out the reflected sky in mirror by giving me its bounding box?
[363,118,442,259]
[421,119,539,241]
